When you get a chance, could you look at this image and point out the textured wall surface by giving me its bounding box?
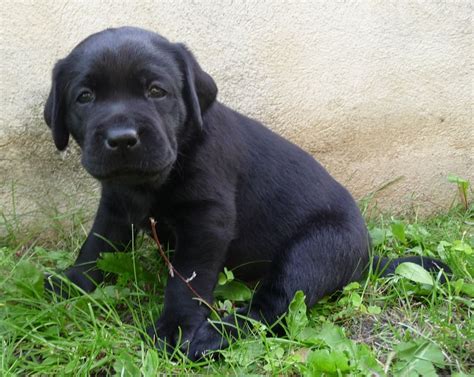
[0,1,472,230]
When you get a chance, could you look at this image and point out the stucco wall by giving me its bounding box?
[0,1,472,233]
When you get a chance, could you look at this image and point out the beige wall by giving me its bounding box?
[0,1,472,232]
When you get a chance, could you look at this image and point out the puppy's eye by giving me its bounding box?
[147,85,167,99]
[77,90,95,104]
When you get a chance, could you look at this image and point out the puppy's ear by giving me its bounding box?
[175,44,217,128]
[44,61,69,151]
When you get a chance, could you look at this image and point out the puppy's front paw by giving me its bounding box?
[145,318,197,356]
[188,320,230,361]
[44,268,102,298]
[44,273,79,299]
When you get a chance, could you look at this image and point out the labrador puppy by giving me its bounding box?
[44,26,449,359]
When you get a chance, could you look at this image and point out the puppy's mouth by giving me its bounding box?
[87,162,174,185]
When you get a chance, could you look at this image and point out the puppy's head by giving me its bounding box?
[44,26,217,185]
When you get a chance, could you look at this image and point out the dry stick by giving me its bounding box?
[459,186,468,210]
[149,217,215,312]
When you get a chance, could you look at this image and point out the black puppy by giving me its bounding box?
[44,27,448,359]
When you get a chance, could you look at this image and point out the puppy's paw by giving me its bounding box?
[44,268,102,299]
[44,274,79,299]
[187,320,230,361]
[145,318,196,356]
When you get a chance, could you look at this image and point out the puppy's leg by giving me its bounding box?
[189,223,368,359]
[45,192,134,295]
[147,204,234,352]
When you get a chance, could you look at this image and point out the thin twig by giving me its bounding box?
[149,217,215,312]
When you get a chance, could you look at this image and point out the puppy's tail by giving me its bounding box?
[372,255,451,282]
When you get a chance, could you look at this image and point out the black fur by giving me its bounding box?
[44,27,450,359]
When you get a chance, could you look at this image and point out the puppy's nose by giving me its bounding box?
[105,128,140,150]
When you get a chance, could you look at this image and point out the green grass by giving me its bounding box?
[1,204,473,376]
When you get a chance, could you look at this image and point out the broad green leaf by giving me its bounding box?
[92,285,131,300]
[436,240,451,259]
[406,224,430,241]
[10,261,44,297]
[394,359,438,377]
[393,340,445,377]
[222,340,265,367]
[343,281,360,292]
[452,240,472,255]
[369,227,387,247]
[359,303,368,313]
[297,327,324,344]
[213,280,252,301]
[353,343,383,374]
[97,252,155,284]
[217,271,227,285]
[397,340,445,363]
[453,278,464,295]
[285,290,308,339]
[350,292,362,307]
[218,267,235,285]
[141,350,160,375]
[395,262,434,286]
[35,247,73,269]
[317,323,347,349]
[274,346,285,359]
[307,349,350,373]
[391,221,407,243]
[306,336,382,375]
[113,351,140,377]
[460,282,474,297]
[367,305,382,314]
[224,267,234,281]
[97,252,135,275]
